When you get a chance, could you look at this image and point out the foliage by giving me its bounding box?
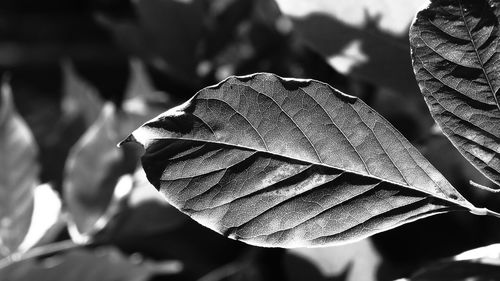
[125,73,487,248]
[0,0,500,280]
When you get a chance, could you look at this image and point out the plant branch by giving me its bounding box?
[485,209,500,220]
[0,240,82,269]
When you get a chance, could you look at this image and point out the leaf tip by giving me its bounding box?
[117,133,138,148]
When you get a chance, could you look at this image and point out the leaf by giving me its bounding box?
[61,59,103,127]
[96,165,186,243]
[0,83,38,257]
[64,103,138,242]
[410,0,500,186]
[286,239,380,281]
[121,58,173,137]
[275,0,428,94]
[122,73,488,248]
[17,183,63,254]
[0,245,182,281]
[64,94,169,242]
[404,243,500,281]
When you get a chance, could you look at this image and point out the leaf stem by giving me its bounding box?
[485,209,500,219]
[0,240,81,269]
[470,207,500,219]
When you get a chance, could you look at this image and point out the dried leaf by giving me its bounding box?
[123,73,487,248]
[63,103,131,241]
[17,183,63,253]
[64,98,169,242]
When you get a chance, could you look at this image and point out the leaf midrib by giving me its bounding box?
[201,82,454,205]
[459,0,500,111]
[144,136,473,210]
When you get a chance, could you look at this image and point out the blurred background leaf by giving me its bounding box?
[17,183,64,254]
[0,245,182,281]
[410,0,500,187]
[0,82,38,257]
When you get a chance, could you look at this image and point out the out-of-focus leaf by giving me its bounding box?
[410,0,500,186]
[123,73,487,248]
[286,239,380,281]
[101,0,205,83]
[121,58,172,137]
[17,183,64,253]
[0,245,182,281]
[403,243,500,281]
[0,83,38,257]
[124,58,164,104]
[275,0,428,94]
[98,165,186,242]
[61,59,103,127]
[64,103,137,242]
[103,202,249,280]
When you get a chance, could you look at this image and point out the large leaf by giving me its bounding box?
[122,73,495,248]
[286,239,380,281]
[90,169,250,280]
[17,183,63,254]
[0,83,38,257]
[61,59,103,128]
[275,0,428,94]
[410,0,500,185]
[64,103,135,241]
[64,91,169,241]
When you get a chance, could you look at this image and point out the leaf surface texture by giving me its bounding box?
[410,0,500,185]
[128,73,475,247]
[0,84,38,256]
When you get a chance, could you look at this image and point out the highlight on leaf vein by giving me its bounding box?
[122,72,496,248]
